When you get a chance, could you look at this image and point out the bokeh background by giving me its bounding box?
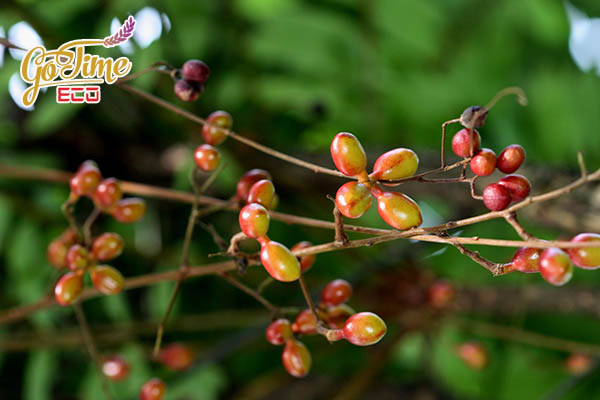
[1,0,600,399]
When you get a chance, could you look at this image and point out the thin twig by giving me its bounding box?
[217,272,278,314]
[440,118,460,168]
[82,207,101,246]
[505,212,534,241]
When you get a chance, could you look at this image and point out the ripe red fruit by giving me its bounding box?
[497,174,531,202]
[325,304,355,329]
[266,319,293,345]
[428,280,455,309]
[202,110,232,146]
[451,128,481,158]
[92,232,124,262]
[181,59,210,83]
[292,309,318,335]
[335,182,373,219]
[193,144,220,172]
[343,312,387,346]
[259,238,301,282]
[373,189,422,230]
[90,265,124,295]
[371,148,419,184]
[539,248,573,286]
[65,244,90,271]
[469,148,497,176]
[239,203,270,239]
[321,279,352,306]
[236,169,271,203]
[567,233,600,270]
[565,353,593,375]
[247,179,276,209]
[511,247,541,273]
[93,178,122,210]
[330,132,367,176]
[159,343,194,371]
[70,160,101,197]
[111,198,146,223]
[457,342,488,370]
[47,239,69,269]
[54,272,84,306]
[102,355,130,381]
[482,183,511,211]
[291,241,316,273]
[497,144,525,174]
[282,339,311,377]
[174,79,203,102]
[140,378,166,400]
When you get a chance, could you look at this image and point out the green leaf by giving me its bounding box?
[24,351,55,400]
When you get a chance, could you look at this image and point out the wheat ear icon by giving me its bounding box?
[103,16,136,48]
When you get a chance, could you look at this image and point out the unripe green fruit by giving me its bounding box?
[282,339,311,377]
[539,248,573,286]
[111,198,146,223]
[374,190,422,230]
[335,182,372,219]
[511,247,541,273]
[266,319,293,345]
[567,233,600,269]
[330,132,367,176]
[236,169,272,203]
[202,110,231,145]
[371,148,419,184]
[47,239,69,269]
[92,232,123,262]
[239,203,270,238]
[247,179,276,209]
[54,272,84,306]
[65,244,90,271]
[90,265,124,295]
[343,312,387,346]
[259,239,301,282]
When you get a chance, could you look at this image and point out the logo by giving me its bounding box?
[19,16,136,107]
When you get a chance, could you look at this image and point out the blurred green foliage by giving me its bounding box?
[1,0,600,399]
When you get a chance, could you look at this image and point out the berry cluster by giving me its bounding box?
[69,160,146,223]
[193,110,233,173]
[506,233,600,286]
[331,132,423,230]
[266,279,387,377]
[236,171,300,281]
[173,59,210,102]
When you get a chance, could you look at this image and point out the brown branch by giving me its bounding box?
[448,239,508,276]
[440,118,460,168]
[505,212,534,241]
[217,272,278,314]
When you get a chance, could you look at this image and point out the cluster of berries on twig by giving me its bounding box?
[173,59,210,102]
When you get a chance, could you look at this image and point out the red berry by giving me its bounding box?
[236,169,271,203]
[193,144,220,172]
[497,174,531,202]
[70,160,101,197]
[54,272,84,306]
[111,198,146,223]
[282,339,311,378]
[539,248,573,286]
[90,265,124,295]
[343,312,387,346]
[469,148,496,176]
[140,378,166,400]
[371,148,419,184]
[325,304,355,329]
[321,279,352,306]
[259,239,301,282]
[292,309,318,335]
[335,181,373,219]
[428,280,455,309]
[565,353,593,375]
[451,128,481,158]
[158,343,194,371]
[457,342,488,370]
[202,110,232,146]
[511,247,541,273]
[330,132,367,176]
[373,190,422,230]
[482,183,511,211]
[174,79,203,102]
[102,355,130,381]
[181,59,210,83]
[47,239,69,269]
[239,203,270,239]
[65,244,90,271]
[291,241,316,273]
[93,178,122,210]
[266,319,293,345]
[497,144,525,174]
[92,232,124,262]
[567,233,600,269]
[247,179,276,209]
